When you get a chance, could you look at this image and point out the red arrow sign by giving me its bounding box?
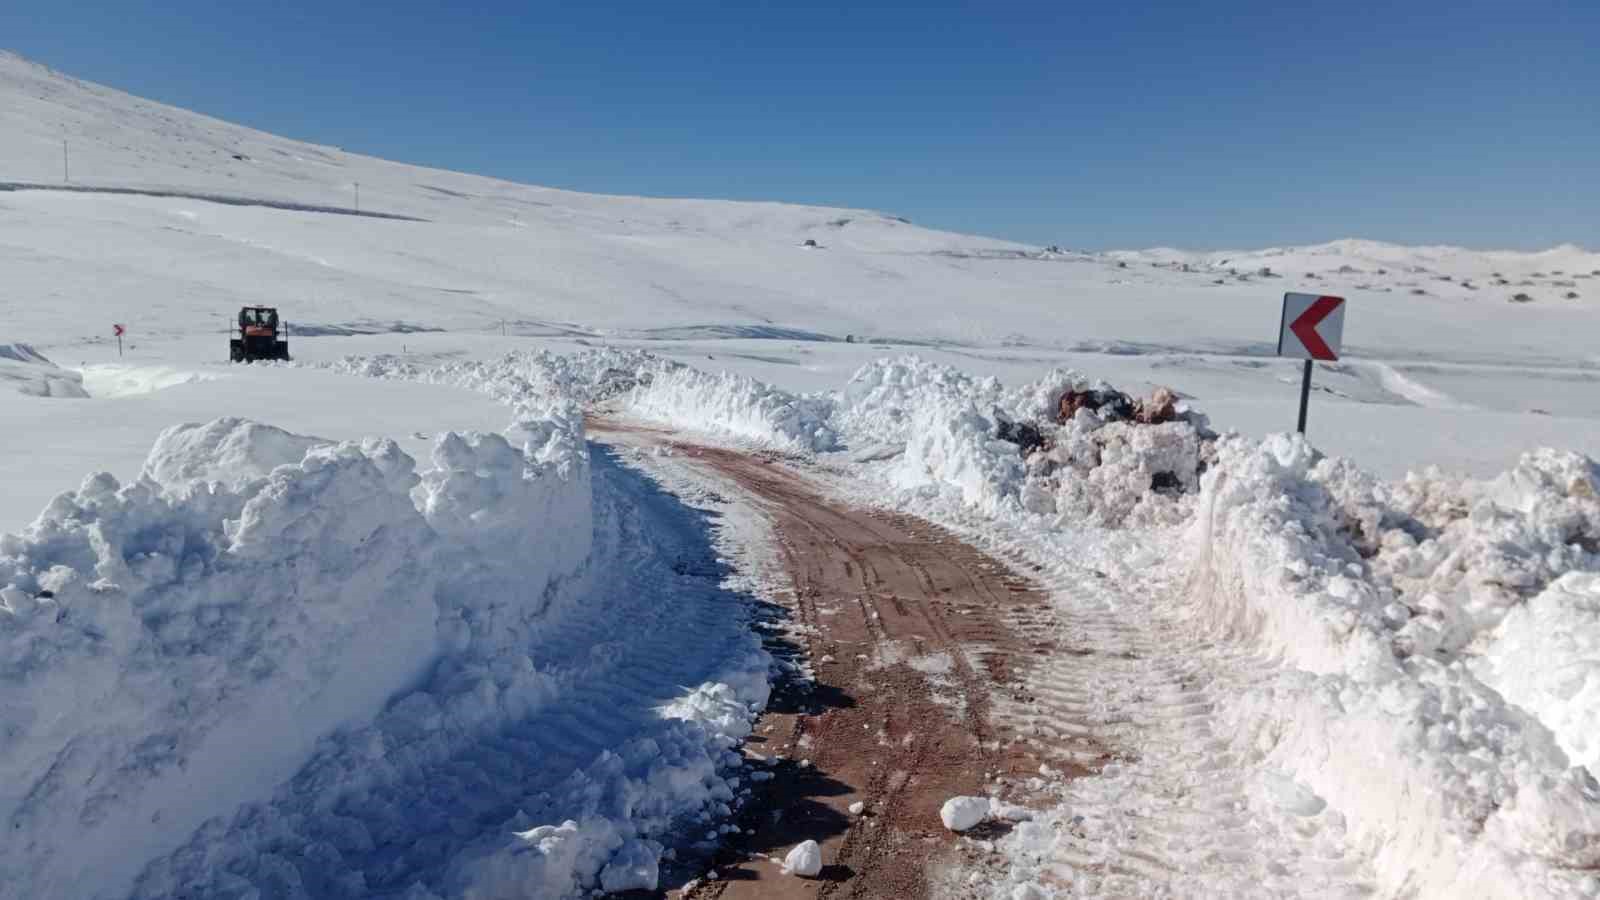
[113,324,125,337]
[1288,296,1341,361]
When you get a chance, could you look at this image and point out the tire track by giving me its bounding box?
[961,550,1376,898]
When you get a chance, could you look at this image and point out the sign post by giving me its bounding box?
[1276,293,1346,434]
[113,323,125,357]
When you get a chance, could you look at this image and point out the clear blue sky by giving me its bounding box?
[3,0,1595,249]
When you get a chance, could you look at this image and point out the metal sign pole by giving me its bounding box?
[1296,359,1313,434]
[1278,292,1346,437]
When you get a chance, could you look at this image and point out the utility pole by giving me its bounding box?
[354,182,360,213]
[63,140,69,183]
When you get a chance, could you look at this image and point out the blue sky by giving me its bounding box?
[2,1,1595,249]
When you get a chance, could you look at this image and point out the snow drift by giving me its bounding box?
[0,343,87,398]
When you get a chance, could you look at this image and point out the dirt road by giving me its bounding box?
[591,423,1099,898]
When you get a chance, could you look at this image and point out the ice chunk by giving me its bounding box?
[782,840,823,877]
[940,796,991,832]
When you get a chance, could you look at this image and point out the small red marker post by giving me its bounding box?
[1276,294,1346,434]
[113,323,125,357]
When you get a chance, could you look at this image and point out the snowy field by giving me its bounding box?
[2,49,1599,899]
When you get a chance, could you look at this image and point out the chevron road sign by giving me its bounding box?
[1276,293,1347,433]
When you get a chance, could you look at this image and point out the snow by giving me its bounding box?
[78,362,222,398]
[0,424,446,899]
[941,796,993,832]
[598,838,662,893]
[629,363,838,452]
[140,416,327,487]
[0,343,86,397]
[1183,435,1600,896]
[781,839,823,877]
[7,340,1597,899]
[1479,574,1600,774]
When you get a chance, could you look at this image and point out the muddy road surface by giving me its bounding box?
[590,422,1099,899]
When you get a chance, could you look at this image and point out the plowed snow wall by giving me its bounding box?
[0,415,592,900]
[1186,435,1600,900]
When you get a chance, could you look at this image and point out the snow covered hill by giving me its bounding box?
[2,48,1596,369]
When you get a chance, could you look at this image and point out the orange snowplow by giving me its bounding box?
[229,306,290,362]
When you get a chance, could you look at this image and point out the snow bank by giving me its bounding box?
[1185,435,1391,674]
[836,357,1210,522]
[629,363,838,452]
[325,346,659,411]
[833,357,1020,513]
[1188,435,1600,898]
[328,350,1210,525]
[0,343,87,398]
[0,407,604,899]
[893,397,1024,515]
[835,354,1002,444]
[64,354,777,900]
[325,346,840,452]
[0,422,442,899]
[1376,448,1600,659]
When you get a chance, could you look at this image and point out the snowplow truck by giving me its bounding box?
[230,306,290,362]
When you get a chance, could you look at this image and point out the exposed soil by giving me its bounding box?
[590,422,1097,898]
